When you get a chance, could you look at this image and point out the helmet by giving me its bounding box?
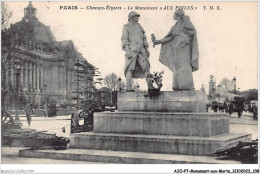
[128,11,140,19]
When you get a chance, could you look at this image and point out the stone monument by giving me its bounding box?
[69,10,251,161]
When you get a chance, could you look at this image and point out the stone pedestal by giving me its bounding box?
[94,112,229,137]
[70,91,251,157]
[117,91,207,112]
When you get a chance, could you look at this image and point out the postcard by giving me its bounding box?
[1,1,258,173]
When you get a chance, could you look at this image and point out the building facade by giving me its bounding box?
[2,2,95,108]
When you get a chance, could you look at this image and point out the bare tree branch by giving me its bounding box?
[1,2,13,30]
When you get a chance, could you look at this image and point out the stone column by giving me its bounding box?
[32,63,35,90]
[35,62,38,92]
[23,64,26,88]
[39,64,42,91]
[33,63,36,91]
[41,65,44,89]
[24,62,28,89]
[6,64,10,85]
[28,63,32,91]
[58,66,61,89]
[20,64,23,89]
[31,63,33,90]
[10,62,14,86]
[42,65,45,87]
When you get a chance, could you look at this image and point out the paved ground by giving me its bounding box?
[1,112,258,164]
[19,115,73,138]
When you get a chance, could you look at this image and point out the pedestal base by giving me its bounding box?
[19,148,242,164]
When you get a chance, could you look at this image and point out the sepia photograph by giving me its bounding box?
[1,0,259,173]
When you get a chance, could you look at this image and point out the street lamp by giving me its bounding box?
[217,85,220,93]
[233,77,236,94]
[74,59,80,108]
[118,77,122,92]
[14,59,21,121]
[43,84,48,103]
[217,85,221,102]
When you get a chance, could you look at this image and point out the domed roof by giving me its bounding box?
[33,22,56,43]
[10,2,57,51]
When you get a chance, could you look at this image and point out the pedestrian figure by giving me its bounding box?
[101,104,105,112]
[53,104,57,117]
[24,102,34,127]
[206,103,209,112]
[35,103,39,109]
[43,103,48,118]
[224,101,229,113]
[212,101,218,113]
[48,104,52,117]
[244,103,249,113]
[50,104,54,118]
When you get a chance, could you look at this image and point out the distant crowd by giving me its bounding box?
[207,99,258,119]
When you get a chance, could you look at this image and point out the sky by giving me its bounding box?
[5,1,258,92]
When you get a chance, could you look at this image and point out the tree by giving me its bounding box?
[241,89,258,102]
[1,2,12,30]
[103,73,119,92]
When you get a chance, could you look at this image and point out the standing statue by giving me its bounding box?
[121,11,152,91]
[153,9,199,91]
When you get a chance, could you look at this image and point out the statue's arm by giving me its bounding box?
[121,25,130,51]
[158,35,175,44]
[143,34,150,57]
[155,27,176,45]
[121,25,133,58]
[164,29,174,38]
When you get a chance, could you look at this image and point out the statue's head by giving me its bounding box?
[174,9,185,20]
[128,11,140,22]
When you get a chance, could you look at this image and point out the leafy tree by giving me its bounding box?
[241,89,258,102]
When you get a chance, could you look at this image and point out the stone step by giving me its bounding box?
[19,148,241,164]
[94,112,229,137]
[70,132,251,156]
